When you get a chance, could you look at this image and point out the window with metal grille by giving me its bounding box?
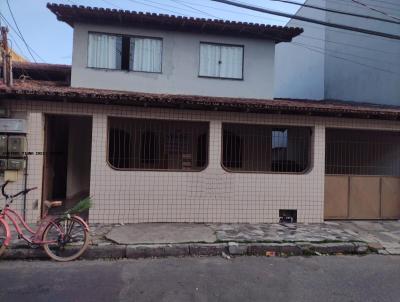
[326,129,400,176]
[199,43,244,79]
[222,123,312,173]
[108,117,209,171]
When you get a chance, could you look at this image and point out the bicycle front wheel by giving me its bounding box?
[42,216,90,262]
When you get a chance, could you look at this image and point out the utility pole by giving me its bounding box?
[1,26,12,86]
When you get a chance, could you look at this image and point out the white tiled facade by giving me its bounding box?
[4,99,400,223]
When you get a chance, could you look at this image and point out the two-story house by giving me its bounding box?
[0,4,400,224]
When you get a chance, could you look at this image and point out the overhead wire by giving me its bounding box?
[210,0,400,40]
[0,13,46,62]
[173,0,287,23]
[291,41,400,76]
[350,0,400,21]
[191,0,400,73]
[267,0,400,24]
[6,0,37,62]
[171,0,220,19]
[325,0,400,12]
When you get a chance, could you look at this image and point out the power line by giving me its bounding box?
[172,0,287,23]
[184,1,400,73]
[351,0,400,21]
[291,41,400,76]
[326,0,400,12]
[125,0,191,16]
[211,0,400,40]
[6,0,36,62]
[8,33,28,60]
[0,13,46,62]
[299,40,396,65]
[363,0,400,6]
[144,0,217,17]
[171,0,220,19]
[300,33,400,56]
[267,0,400,24]
[180,0,397,52]
[99,0,121,9]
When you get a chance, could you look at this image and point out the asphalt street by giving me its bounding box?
[0,255,399,302]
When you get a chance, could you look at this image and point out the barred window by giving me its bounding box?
[326,129,400,176]
[108,117,209,171]
[222,123,312,173]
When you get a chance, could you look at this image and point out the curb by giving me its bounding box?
[1,241,372,260]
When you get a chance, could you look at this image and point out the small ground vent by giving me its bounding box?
[279,209,297,223]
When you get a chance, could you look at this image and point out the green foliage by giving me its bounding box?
[64,197,92,215]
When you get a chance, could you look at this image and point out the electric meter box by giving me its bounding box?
[0,135,7,156]
[0,119,26,133]
[8,136,26,157]
[7,159,25,170]
[0,159,7,170]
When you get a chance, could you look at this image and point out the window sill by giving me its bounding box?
[198,75,244,81]
[86,66,162,74]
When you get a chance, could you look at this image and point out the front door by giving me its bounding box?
[42,114,92,219]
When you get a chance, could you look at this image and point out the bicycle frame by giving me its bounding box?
[0,205,90,247]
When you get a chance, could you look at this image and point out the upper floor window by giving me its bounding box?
[199,43,243,80]
[88,33,122,69]
[88,33,162,73]
[130,38,162,73]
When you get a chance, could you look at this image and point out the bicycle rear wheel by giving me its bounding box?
[42,216,90,262]
[0,220,8,257]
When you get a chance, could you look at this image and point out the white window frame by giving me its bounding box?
[129,37,163,73]
[87,32,122,70]
[199,42,244,80]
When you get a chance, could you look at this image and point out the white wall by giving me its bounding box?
[275,0,400,106]
[71,23,276,99]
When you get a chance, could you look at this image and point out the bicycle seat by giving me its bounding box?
[44,200,63,209]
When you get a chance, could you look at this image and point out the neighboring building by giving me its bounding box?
[10,49,27,62]
[0,4,399,225]
[275,0,400,105]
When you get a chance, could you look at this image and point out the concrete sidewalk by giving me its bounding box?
[2,220,400,260]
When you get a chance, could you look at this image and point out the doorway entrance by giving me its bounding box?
[42,114,92,219]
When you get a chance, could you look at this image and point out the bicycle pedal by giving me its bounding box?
[28,243,41,249]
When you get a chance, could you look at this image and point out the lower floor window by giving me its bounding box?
[222,123,312,173]
[108,117,208,170]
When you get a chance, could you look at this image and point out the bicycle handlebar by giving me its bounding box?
[1,181,37,199]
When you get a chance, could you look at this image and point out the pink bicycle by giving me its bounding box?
[0,181,90,261]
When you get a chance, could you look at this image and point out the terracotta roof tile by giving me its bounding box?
[1,79,400,121]
[47,3,303,43]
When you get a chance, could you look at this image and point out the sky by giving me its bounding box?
[0,0,304,65]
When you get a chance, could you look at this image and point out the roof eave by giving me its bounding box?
[2,88,399,122]
[46,3,303,41]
